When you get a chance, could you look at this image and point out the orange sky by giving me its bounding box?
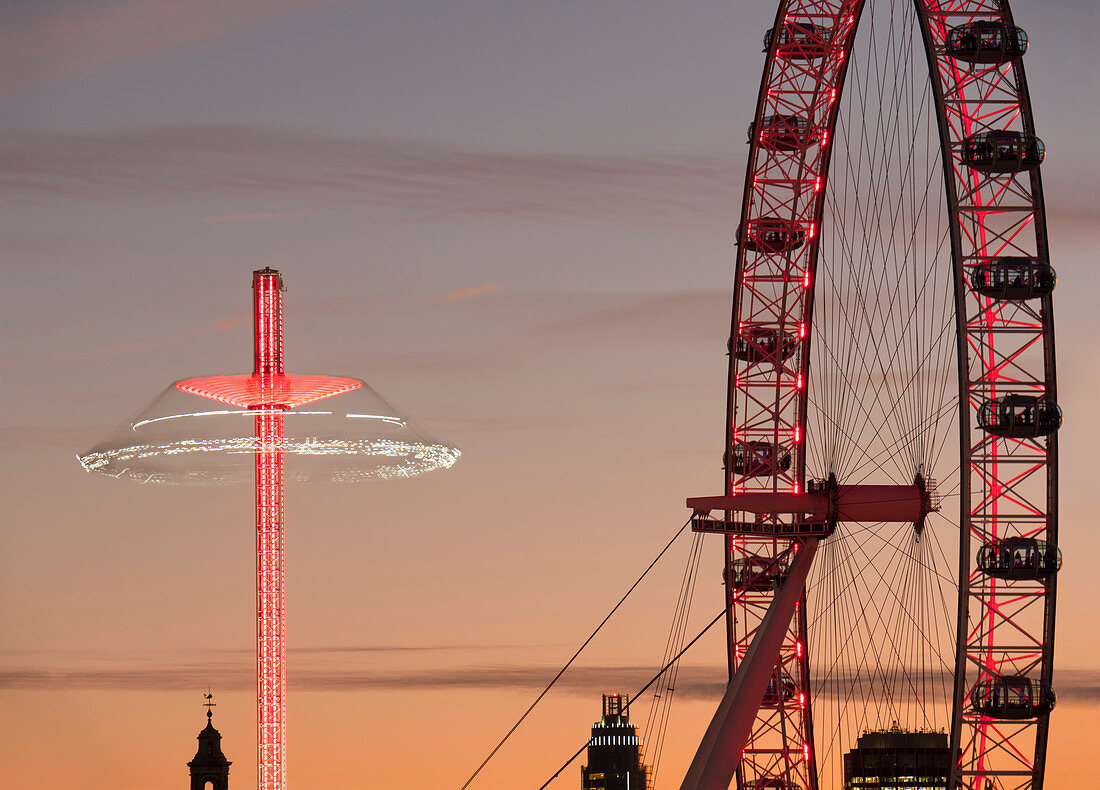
[2,2,1098,789]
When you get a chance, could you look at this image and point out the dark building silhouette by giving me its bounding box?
[188,698,232,790]
[842,726,950,789]
[581,694,649,790]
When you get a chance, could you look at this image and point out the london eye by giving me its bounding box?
[684,2,1059,789]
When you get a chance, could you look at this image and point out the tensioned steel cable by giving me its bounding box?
[535,603,733,790]
[457,517,693,790]
[643,531,706,789]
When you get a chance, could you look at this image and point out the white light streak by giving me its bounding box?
[132,410,333,431]
[345,414,406,428]
[78,438,460,485]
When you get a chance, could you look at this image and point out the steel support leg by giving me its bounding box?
[680,538,819,790]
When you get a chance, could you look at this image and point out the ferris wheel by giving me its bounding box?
[683,1,1059,789]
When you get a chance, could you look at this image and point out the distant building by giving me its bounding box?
[188,696,232,790]
[581,694,649,790]
[842,726,950,789]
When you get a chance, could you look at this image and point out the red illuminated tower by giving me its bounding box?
[81,268,460,790]
[176,270,358,790]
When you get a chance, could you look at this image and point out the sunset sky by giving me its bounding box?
[2,2,1098,789]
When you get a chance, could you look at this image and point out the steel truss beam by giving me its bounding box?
[915,3,1057,788]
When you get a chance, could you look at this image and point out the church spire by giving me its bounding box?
[188,691,232,790]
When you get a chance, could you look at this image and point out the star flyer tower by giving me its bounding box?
[79,269,460,790]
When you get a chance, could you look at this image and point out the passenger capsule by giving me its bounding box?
[734,327,800,364]
[970,257,1056,300]
[977,537,1062,581]
[727,555,791,592]
[728,441,793,477]
[946,21,1028,64]
[761,670,798,707]
[970,676,1055,720]
[742,217,807,254]
[764,22,833,60]
[748,114,817,151]
[961,131,1045,173]
[977,395,1062,438]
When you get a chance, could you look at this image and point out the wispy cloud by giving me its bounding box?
[49,314,247,363]
[434,415,579,433]
[0,0,344,99]
[208,644,521,655]
[432,284,504,305]
[5,659,1098,703]
[536,291,729,342]
[364,347,523,379]
[1,125,741,227]
[0,314,247,370]
[344,290,728,380]
[0,662,719,696]
[1051,670,1100,701]
[203,209,321,223]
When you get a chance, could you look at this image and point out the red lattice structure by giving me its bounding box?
[681,2,1058,790]
[80,269,459,790]
[181,269,364,790]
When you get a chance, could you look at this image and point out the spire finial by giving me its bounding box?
[203,689,216,721]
